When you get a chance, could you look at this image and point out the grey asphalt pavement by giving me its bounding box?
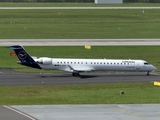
[0,106,34,120]
[1,39,160,46]
[0,69,159,86]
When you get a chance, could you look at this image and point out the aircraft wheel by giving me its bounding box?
[72,73,75,76]
[72,73,80,77]
[76,73,80,77]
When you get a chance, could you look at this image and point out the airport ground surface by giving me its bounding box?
[10,104,160,120]
[0,69,159,86]
[1,104,160,120]
[1,39,160,46]
[1,5,160,120]
[0,69,159,120]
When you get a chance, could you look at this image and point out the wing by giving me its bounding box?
[68,65,93,73]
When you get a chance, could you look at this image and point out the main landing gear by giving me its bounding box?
[147,71,150,76]
[72,72,80,77]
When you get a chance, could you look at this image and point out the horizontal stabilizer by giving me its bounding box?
[31,56,38,59]
[10,45,24,50]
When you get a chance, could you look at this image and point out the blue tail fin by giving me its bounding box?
[10,45,41,69]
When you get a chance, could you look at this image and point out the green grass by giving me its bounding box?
[0,9,160,39]
[0,3,160,7]
[2,46,160,71]
[0,83,159,105]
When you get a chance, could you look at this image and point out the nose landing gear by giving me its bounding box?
[147,71,150,76]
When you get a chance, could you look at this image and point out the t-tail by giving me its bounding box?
[10,45,41,69]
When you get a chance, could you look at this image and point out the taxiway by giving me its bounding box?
[0,69,159,86]
[1,39,160,46]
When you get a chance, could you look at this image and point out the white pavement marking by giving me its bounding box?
[3,106,36,120]
[1,39,160,46]
[0,7,160,9]
[115,108,149,120]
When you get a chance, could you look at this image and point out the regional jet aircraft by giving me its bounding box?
[10,45,156,76]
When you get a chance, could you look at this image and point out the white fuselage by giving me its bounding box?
[10,45,157,75]
[35,58,156,73]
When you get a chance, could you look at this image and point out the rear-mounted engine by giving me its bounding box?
[37,57,52,65]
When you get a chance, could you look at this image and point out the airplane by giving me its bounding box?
[10,45,157,76]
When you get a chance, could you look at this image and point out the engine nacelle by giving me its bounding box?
[37,57,52,65]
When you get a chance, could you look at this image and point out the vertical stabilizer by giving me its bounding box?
[10,45,41,69]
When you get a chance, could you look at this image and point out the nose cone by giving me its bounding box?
[151,65,157,72]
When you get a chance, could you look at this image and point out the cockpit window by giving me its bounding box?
[144,62,150,65]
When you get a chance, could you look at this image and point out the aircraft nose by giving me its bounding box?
[153,66,157,70]
[151,65,157,72]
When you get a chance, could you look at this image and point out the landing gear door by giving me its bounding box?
[136,62,141,70]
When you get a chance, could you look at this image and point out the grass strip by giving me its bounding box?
[0,9,160,39]
[0,83,159,105]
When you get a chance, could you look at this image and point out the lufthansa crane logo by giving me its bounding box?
[18,51,27,59]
